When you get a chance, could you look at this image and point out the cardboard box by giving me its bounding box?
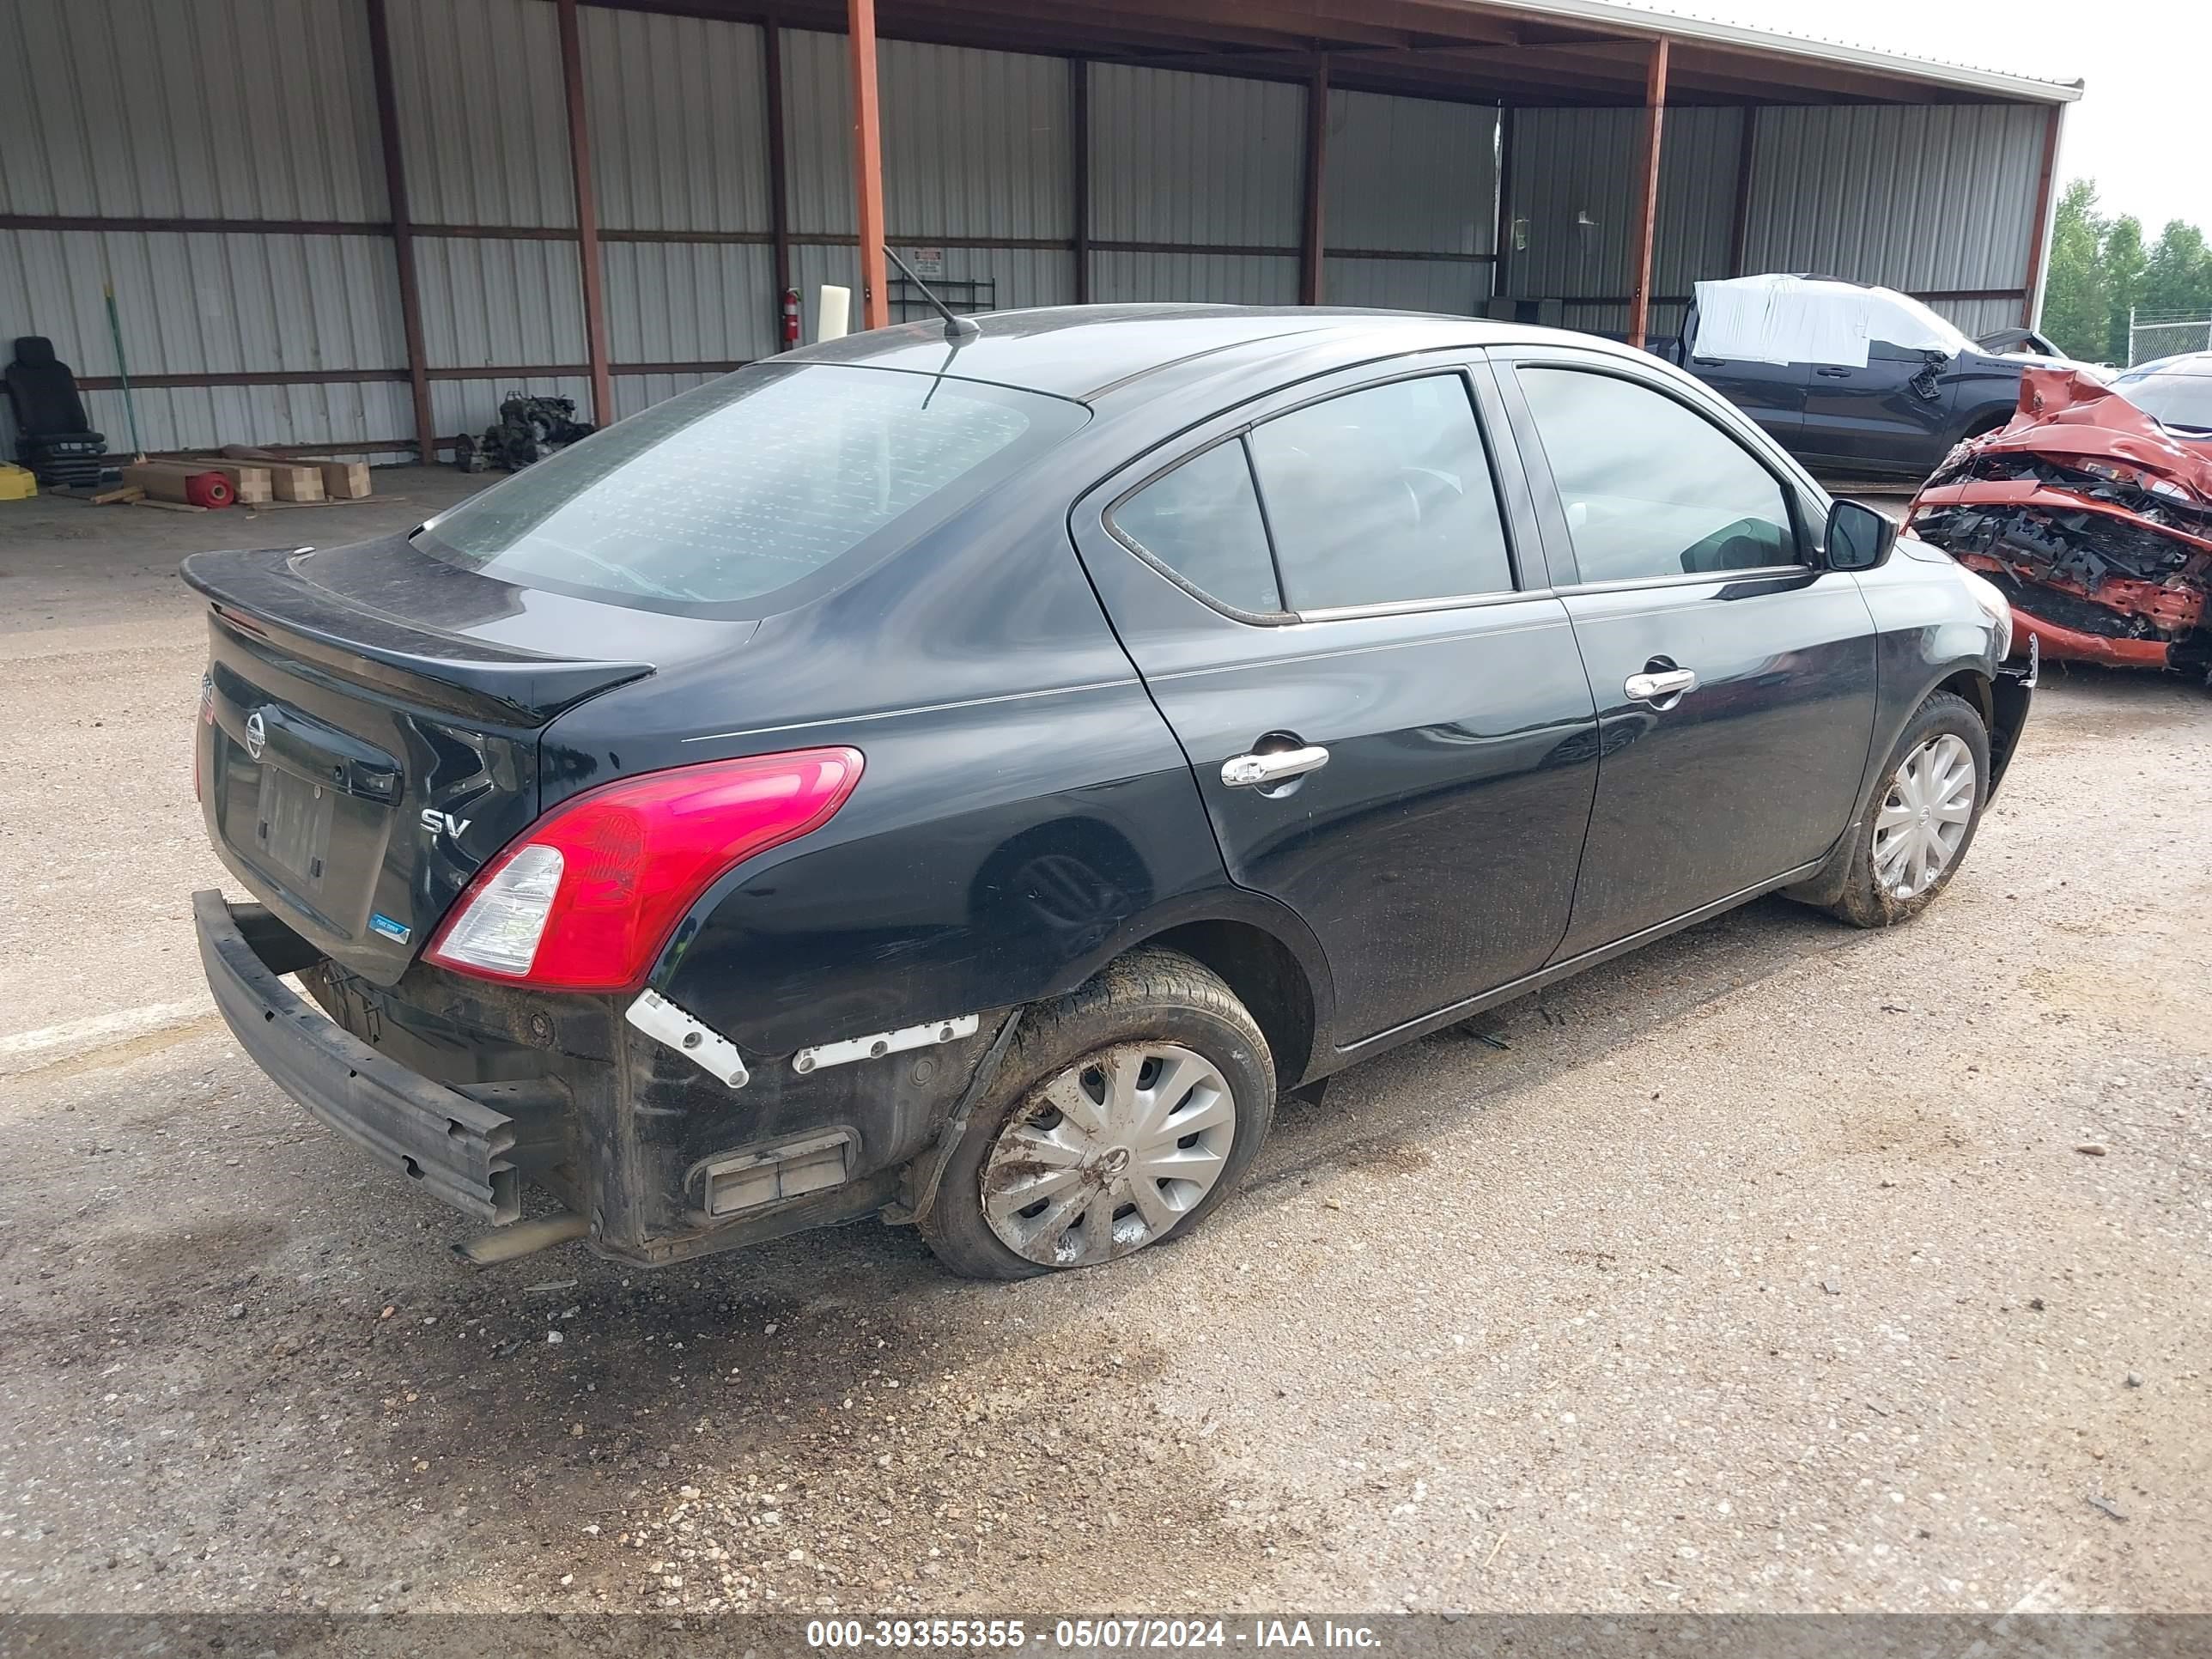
[264,464,325,503]
[189,461,273,504]
[318,461,371,500]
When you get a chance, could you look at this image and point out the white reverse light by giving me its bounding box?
[434,843,564,975]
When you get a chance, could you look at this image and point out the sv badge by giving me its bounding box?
[419,808,473,838]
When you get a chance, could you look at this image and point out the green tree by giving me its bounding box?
[2039,183,2212,364]
[2040,179,2107,361]
[2139,221,2212,322]
[2101,215,2146,363]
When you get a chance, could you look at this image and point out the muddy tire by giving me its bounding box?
[1800,690,1990,928]
[918,950,1274,1281]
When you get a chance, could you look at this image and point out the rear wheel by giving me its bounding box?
[919,950,1274,1280]
[1811,690,1990,927]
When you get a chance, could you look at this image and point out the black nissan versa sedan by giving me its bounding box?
[189,305,2034,1281]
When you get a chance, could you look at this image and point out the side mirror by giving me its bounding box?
[1824,499,1896,572]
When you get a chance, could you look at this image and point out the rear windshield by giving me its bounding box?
[414,364,1085,612]
[2114,365,2212,434]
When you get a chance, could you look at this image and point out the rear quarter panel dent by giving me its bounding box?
[653,679,1299,1057]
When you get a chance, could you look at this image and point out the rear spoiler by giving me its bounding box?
[181,546,652,726]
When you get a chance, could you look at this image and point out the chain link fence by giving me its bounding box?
[2126,310,2212,367]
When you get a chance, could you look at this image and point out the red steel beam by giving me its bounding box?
[1493,104,1516,304]
[363,0,434,461]
[556,0,617,424]
[765,19,794,344]
[1299,56,1329,306]
[1726,104,1756,276]
[848,0,890,331]
[2020,102,2065,328]
[1071,58,1091,305]
[1626,36,1668,351]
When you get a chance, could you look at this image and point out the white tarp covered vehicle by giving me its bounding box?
[1674,274,2091,478]
[1688,274,1964,368]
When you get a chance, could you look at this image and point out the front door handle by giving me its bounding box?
[1221,744,1330,788]
[1624,667,1698,704]
[1814,366,1853,378]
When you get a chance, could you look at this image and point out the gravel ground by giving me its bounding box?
[1,473,2207,1617]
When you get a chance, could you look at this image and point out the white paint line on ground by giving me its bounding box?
[2008,1568,2070,1614]
[0,998,215,1076]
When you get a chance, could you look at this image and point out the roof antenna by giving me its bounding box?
[885,246,980,342]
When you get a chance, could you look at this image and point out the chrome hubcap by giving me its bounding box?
[981,1043,1237,1267]
[1873,733,1976,899]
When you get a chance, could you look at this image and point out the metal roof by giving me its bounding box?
[626,0,2085,108]
[1486,0,2082,104]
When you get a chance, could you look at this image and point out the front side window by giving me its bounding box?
[1516,368,1799,583]
[415,364,1085,612]
[1247,374,1516,610]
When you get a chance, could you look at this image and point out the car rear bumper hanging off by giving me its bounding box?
[193,889,524,1223]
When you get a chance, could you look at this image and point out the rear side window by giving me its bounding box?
[414,364,1084,612]
[1110,441,1282,614]
[1516,367,1798,582]
[1106,371,1518,618]
[1249,374,1515,610]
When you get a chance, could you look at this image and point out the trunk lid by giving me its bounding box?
[185,538,670,986]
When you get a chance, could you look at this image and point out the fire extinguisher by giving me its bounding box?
[781,288,800,349]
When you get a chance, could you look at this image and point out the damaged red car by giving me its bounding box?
[1907,355,2212,675]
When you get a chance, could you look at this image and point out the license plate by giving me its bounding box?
[256,767,333,885]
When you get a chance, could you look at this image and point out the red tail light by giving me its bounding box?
[426,747,862,993]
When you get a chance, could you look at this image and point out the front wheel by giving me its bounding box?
[1810,690,1990,927]
[918,950,1275,1280]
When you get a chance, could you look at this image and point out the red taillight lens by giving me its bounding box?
[426,747,862,993]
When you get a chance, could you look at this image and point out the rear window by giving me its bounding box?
[414,364,1085,612]
[2114,365,2212,433]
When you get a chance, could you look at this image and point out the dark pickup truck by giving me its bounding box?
[1674,274,2084,480]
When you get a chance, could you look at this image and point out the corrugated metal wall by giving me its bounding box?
[1322,88,1497,315]
[784,31,1078,319]
[386,0,573,227]
[1502,104,1743,344]
[0,0,405,453]
[1087,64,1303,305]
[0,0,386,217]
[387,0,586,445]
[1503,101,2044,343]
[1742,103,2048,337]
[585,7,775,368]
[1,0,2058,461]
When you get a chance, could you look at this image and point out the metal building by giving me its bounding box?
[0,0,2080,462]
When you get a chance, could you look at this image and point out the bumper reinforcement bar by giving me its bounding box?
[194,890,524,1224]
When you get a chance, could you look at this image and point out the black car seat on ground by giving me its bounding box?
[4,336,112,487]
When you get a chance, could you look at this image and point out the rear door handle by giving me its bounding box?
[1625,668,1698,703]
[1221,745,1330,788]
